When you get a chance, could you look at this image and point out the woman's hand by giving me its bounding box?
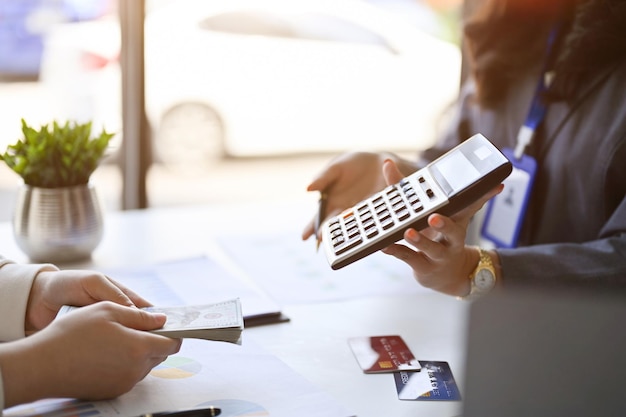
[26,269,152,333]
[0,302,182,407]
[380,158,503,296]
[302,151,418,241]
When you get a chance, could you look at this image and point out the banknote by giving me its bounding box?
[57,298,244,344]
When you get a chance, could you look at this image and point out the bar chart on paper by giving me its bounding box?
[4,399,112,417]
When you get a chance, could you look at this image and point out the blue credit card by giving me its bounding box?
[394,361,461,401]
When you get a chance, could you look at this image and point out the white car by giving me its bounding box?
[144,0,461,165]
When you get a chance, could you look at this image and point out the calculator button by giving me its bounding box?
[392,200,406,211]
[345,218,358,229]
[331,234,345,246]
[396,208,410,221]
[408,194,420,204]
[426,189,435,199]
[390,195,403,206]
[412,203,424,213]
[380,216,394,230]
[347,226,360,239]
[360,211,373,222]
[364,221,377,231]
[333,235,363,255]
[374,208,386,219]
[365,227,379,239]
[362,217,375,229]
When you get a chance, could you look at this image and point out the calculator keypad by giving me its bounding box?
[326,172,446,258]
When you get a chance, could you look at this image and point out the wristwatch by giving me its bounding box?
[458,248,496,301]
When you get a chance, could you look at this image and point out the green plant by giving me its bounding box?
[1,119,115,188]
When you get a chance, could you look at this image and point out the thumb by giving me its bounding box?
[113,305,167,331]
[382,159,404,185]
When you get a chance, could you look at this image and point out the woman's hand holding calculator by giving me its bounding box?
[301,151,418,243]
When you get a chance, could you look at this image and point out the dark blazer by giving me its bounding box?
[423,59,626,287]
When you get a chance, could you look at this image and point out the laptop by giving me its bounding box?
[462,286,626,417]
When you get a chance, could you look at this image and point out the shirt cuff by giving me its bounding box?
[0,260,58,342]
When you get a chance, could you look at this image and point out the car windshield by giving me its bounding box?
[198,10,391,48]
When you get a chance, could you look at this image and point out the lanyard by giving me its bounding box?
[513,27,561,160]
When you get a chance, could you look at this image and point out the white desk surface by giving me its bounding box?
[0,200,469,417]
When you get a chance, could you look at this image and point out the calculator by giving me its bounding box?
[321,133,512,270]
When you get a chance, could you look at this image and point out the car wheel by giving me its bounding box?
[154,102,225,171]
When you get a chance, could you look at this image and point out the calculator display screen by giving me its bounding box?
[433,148,481,193]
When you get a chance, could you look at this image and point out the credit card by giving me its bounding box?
[348,335,421,373]
[394,361,461,401]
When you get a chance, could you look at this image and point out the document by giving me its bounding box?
[216,231,433,304]
[102,255,287,327]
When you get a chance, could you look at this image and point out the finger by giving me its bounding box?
[426,214,467,251]
[382,159,404,185]
[302,217,315,241]
[403,227,441,254]
[146,336,183,358]
[81,274,136,308]
[306,164,339,193]
[381,241,431,271]
[106,277,152,308]
[109,303,168,331]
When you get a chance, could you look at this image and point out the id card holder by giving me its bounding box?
[481,148,537,248]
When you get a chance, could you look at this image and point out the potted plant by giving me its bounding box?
[1,119,115,263]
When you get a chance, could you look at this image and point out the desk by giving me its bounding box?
[0,200,469,417]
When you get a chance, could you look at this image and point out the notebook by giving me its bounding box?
[462,287,626,417]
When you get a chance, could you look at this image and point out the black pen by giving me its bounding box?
[139,406,221,417]
[315,191,328,252]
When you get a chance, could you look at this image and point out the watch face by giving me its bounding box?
[475,269,495,290]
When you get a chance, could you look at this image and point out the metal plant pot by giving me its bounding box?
[12,183,104,263]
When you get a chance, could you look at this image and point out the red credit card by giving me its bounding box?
[348,335,421,373]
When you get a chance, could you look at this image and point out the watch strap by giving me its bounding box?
[457,247,496,301]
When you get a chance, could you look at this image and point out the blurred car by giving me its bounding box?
[144,0,462,165]
[40,0,461,167]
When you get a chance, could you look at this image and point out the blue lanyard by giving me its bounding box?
[513,26,561,160]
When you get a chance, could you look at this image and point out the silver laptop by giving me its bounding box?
[462,287,626,417]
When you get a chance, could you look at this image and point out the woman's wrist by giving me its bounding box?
[455,246,481,297]
[0,339,50,407]
[456,246,501,300]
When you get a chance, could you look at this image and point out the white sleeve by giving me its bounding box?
[0,256,58,342]
[0,256,58,412]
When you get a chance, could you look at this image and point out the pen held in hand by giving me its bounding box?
[314,192,328,252]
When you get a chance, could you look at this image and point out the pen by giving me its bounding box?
[315,191,328,252]
[139,406,221,417]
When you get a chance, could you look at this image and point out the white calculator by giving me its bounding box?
[321,133,512,270]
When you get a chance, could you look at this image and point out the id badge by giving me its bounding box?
[481,148,537,248]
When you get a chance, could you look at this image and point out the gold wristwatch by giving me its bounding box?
[458,248,496,301]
